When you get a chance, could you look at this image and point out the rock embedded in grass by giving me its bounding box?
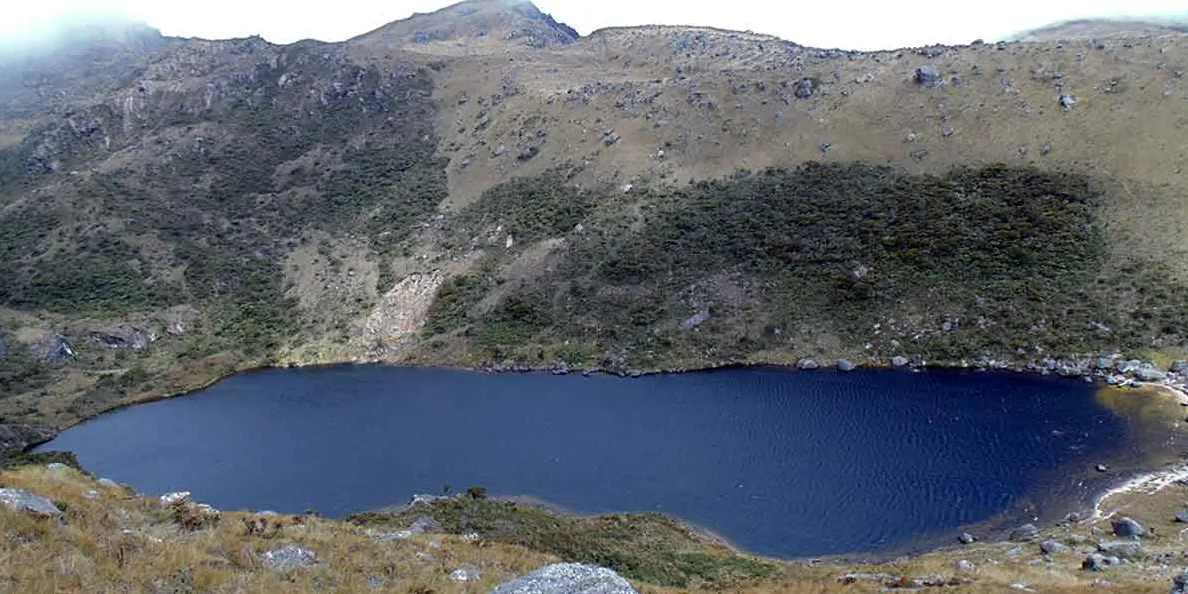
[1009,524,1039,542]
[0,488,62,517]
[1040,540,1068,555]
[263,546,317,572]
[491,563,638,594]
[1111,517,1145,538]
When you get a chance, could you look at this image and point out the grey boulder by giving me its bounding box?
[263,546,317,572]
[915,65,942,87]
[794,78,814,98]
[1059,94,1077,110]
[0,488,62,517]
[1111,517,1145,538]
[837,359,857,372]
[1174,568,1188,594]
[409,515,443,534]
[958,532,976,545]
[1009,524,1039,542]
[1082,554,1121,571]
[90,327,154,351]
[891,356,910,368]
[1175,510,1188,523]
[490,563,638,594]
[1097,540,1143,560]
[1135,367,1168,382]
[796,358,820,370]
[1040,540,1068,555]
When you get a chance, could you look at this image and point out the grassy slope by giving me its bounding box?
[1,461,1184,593]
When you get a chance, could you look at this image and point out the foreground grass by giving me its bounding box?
[4,463,1186,593]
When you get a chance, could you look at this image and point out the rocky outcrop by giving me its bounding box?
[1097,540,1143,559]
[29,333,74,366]
[0,488,62,517]
[490,564,638,594]
[0,424,55,451]
[90,327,154,351]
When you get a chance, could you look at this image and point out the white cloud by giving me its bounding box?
[1,0,1184,50]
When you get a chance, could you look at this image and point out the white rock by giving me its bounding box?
[159,491,191,506]
[0,488,62,517]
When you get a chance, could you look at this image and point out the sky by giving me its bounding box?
[0,0,1185,51]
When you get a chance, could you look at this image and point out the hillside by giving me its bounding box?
[1,1,1188,443]
[1010,17,1188,42]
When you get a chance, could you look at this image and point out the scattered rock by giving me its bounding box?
[1117,360,1143,374]
[891,356,910,367]
[602,132,621,146]
[1005,546,1025,559]
[1096,464,1109,472]
[490,563,639,594]
[958,532,976,545]
[1111,517,1145,538]
[796,358,820,370]
[0,488,62,517]
[492,145,507,157]
[1010,524,1040,542]
[942,126,955,137]
[679,311,711,332]
[30,333,74,366]
[1041,540,1069,555]
[97,478,120,489]
[837,359,857,372]
[1082,553,1121,571]
[1097,540,1143,560]
[956,560,975,572]
[449,566,481,582]
[915,65,943,87]
[819,142,832,153]
[263,546,317,572]
[1059,93,1077,110]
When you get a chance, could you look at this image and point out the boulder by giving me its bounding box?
[1082,553,1121,571]
[1040,540,1069,555]
[602,132,621,146]
[1010,524,1040,542]
[449,566,481,582]
[1111,517,1145,538]
[891,356,910,368]
[1096,357,1114,370]
[958,532,976,545]
[1135,367,1168,382]
[796,358,820,370]
[160,491,191,506]
[837,359,857,372]
[490,563,638,594]
[1117,360,1143,374]
[794,78,814,98]
[1097,540,1143,559]
[1172,361,1187,374]
[263,546,317,572]
[1174,510,1188,523]
[0,423,55,451]
[915,65,942,87]
[955,559,975,572]
[1059,94,1077,110]
[0,488,62,517]
[30,333,74,367]
[1174,568,1188,594]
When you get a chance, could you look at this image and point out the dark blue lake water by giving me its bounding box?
[39,366,1131,557]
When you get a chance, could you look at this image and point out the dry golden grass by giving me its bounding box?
[4,463,1188,593]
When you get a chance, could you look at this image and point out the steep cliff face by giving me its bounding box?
[1,1,1187,431]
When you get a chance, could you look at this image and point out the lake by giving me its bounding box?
[38,366,1136,557]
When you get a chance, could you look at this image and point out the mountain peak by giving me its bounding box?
[351,0,579,53]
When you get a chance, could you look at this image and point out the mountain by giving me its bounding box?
[1,0,1188,438]
[1010,16,1188,42]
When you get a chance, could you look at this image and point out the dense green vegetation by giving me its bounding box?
[350,498,776,588]
[423,163,1188,367]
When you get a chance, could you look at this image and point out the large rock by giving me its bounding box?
[1009,524,1040,542]
[0,424,55,451]
[794,78,814,98]
[1174,568,1188,594]
[915,65,942,87]
[891,356,910,368]
[678,311,711,332]
[1135,367,1168,382]
[1040,540,1069,555]
[1172,361,1188,374]
[29,333,74,366]
[263,546,317,572]
[0,488,62,517]
[1174,510,1188,523]
[409,515,443,534]
[1059,93,1077,110]
[90,327,154,351]
[1112,517,1145,538]
[1097,540,1143,559]
[490,563,638,594]
[1082,554,1121,571]
[837,359,857,372]
[796,358,820,370]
